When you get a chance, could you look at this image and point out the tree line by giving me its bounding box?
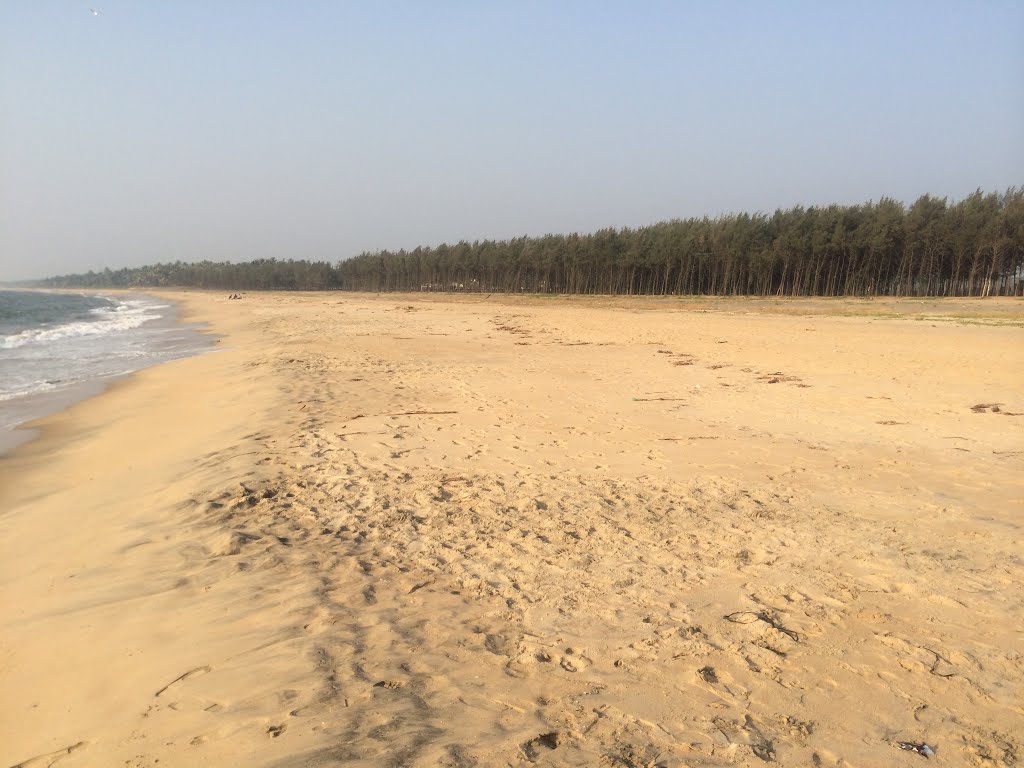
[34,189,1024,296]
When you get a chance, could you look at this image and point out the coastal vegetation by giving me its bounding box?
[35,188,1024,296]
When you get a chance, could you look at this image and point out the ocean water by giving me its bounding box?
[0,290,211,452]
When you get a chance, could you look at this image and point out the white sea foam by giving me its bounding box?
[0,294,211,451]
[0,380,60,402]
[0,298,162,349]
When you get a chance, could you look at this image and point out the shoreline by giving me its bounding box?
[0,292,308,766]
[2,291,1021,767]
[0,290,215,456]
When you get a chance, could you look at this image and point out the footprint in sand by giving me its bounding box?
[559,648,592,673]
[373,679,406,690]
[696,663,748,701]
[522,731,563,761]
[972,402,1022,415]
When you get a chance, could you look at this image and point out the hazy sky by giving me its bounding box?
[1,1,1022,281]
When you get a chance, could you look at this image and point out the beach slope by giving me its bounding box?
[2,293,1021,767]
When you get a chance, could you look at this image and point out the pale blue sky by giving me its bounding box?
[1,1,1021,280]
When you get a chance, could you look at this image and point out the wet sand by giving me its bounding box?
[2,292,1022,767]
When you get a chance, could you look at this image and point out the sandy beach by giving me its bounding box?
[2,292,1022,768]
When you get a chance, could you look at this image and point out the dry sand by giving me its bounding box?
[1,292,1022,768]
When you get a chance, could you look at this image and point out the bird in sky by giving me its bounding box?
[89,8,102,16]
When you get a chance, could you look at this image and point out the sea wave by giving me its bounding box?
[0,379,60,402]
[0,299,163,350]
